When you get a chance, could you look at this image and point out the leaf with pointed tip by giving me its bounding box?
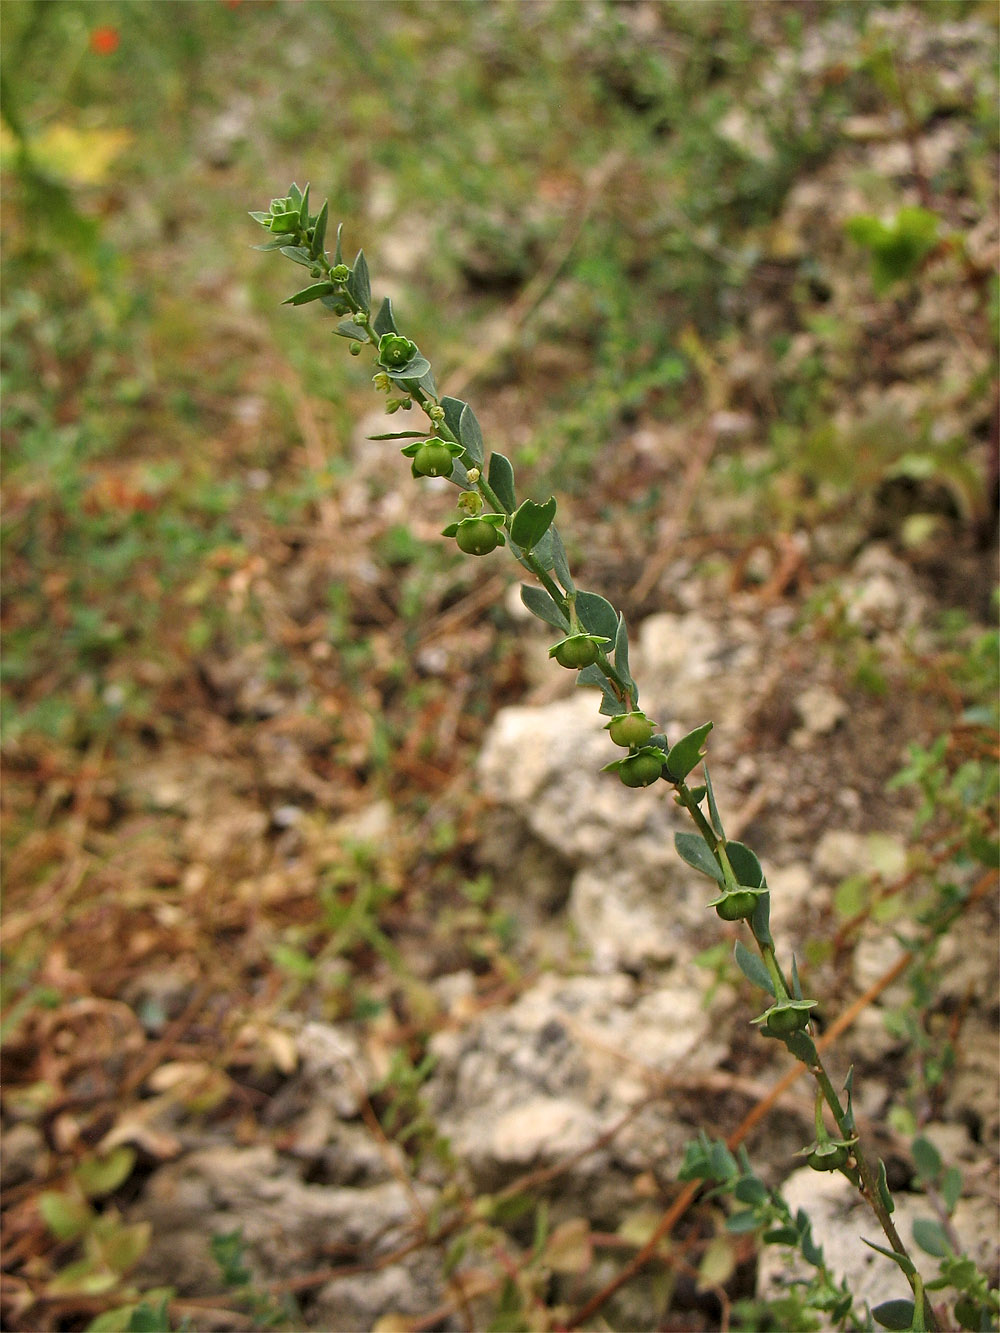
[373,297,398,337]
[458,403,485,466]
[734,940,775,995]
[750,891,773,947]
[842,1067,857,1134]
[614,615,637,703]
[521,585,570,632]
[862,1239,915,1277]
[440,395,467,442]
[334,221,344,265]
[575,590,618,642]
[283,282,336,306]
[346,249,370,312]
[549,527,575,595]
[704,767,726,839]
[576,663,622,716]
[488,453,516,513]
[725,840,763,888]
[675,832,725,883]
[279,245,314,267]
[876,1158,895,1214]
[310,198,328,258]
[666,722,713,780]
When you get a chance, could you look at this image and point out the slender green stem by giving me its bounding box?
[262,208,944,1330]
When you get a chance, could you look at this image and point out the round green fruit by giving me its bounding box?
[619,752,664,788]
[455,519,501,556]
[764,1003,813,1034]
[608,712,654,748]
[714,890,759,922]
[806,1142,850,1172]
[412,442,454,477]
[553,636,601,670]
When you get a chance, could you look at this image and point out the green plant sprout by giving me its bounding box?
[252,183,948,1330]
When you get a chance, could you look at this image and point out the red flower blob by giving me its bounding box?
[89,25,120,55]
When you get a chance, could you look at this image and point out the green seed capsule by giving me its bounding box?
[806,1141,850,1172]
[552,636,601,670]
[455,519,501,555]
[607,712,655,748]
[412,441,454,477]
[618,752,664,787]
[714,890,760,921]
[763,1003,814,1034]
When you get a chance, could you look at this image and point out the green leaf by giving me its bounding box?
[549,527,575,594]
[384,354,432,381]
[725,841,763,888]
[750,890,773,947]
[47,1258,118,1296]
[440,395,467,442]
[940,1165,962,1213]
[102,1219,152,1274]
[368,430,426,440]
[40,1189,93,1240]
[75,1147,136,1198]
[876,1157,896,1214]
[346,249,370,312]
[732,1175,769,1206]
[278,245,314,267]
[334,317,364,339]
[283,281,336,306]
[510,497,557,551]
[872,1299,918,1330]
[734,940,775,995]
[614,615,637,702]
[372,297,398,337]
[910,1135,942,1184]
[704,767,726,839]
[790,954,803,1000]
[521,585,570,632]
[863,1239,915,1277]
[912,1217,950,1258]
[575,590,619,642]
[674,831,725,883]
[310,199,328,258]
[575,663,623,716]
[842,1066,857,1134]
[762,1226,800,1246]
[487,453,516,513]
[458,403,485,466]
[333,221,344,265]
[287,181,302,209]
[666,722,713,780]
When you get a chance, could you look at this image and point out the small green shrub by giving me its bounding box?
[252,184,997,1332]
